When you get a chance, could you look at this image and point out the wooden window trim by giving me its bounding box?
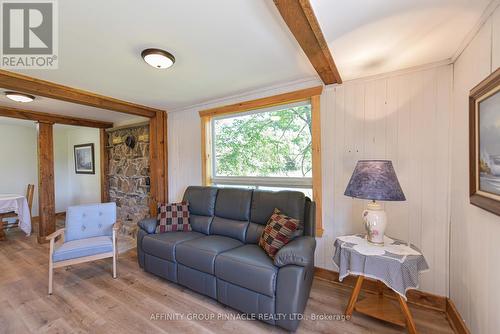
[199,86,324,237]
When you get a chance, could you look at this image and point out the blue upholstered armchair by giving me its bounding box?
[46,202,120,294]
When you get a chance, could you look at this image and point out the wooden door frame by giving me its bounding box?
[0,70,168,243]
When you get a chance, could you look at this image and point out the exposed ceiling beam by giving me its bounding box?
[0,106,113,128]
[0,70,163,118]
[273,0,342,85]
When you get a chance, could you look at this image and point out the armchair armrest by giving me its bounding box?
[46,228,65,241]
[274,236,316,268]
[137,218,158,234]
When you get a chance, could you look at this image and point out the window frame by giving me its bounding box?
[210,100,313,183]
[199,86,324,237]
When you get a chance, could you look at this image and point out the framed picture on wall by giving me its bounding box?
[470,68,500,216]
[74,143,95,174]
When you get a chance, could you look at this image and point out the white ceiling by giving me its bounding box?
[310,0,492,80]
[2,0,316,123]
[0,0,493,123]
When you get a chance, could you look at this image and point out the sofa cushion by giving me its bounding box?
[215,244,278,297]
[210,216,249,242]
[250,190,305,226]
[189,214,213,235]
[176,235,242,274]
[142,231,205,262]
[259,209,299,258]
[183,186,218,216]
[245,222,265,244]
[53,236,113,262]
[214,188,252,221]
[156,202,191,233]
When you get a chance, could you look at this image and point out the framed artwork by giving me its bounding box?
[74,143,95,174]
[470,68,500,216]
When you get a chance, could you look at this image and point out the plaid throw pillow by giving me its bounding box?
[259,208,299,258]
[156,201,191,233]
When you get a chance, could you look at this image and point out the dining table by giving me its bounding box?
[0,194,32,238]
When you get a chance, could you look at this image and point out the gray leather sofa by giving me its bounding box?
[137,186,316,331]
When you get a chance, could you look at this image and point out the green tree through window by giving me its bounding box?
[213,104,312,178]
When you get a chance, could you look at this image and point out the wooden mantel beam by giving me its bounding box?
[0,106,113,128]
[0,69,162,118]
[273,0,342,85]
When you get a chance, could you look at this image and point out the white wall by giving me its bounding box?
[54,125,102,212]
[0,121,102,217]
[450,6,500,334]
[63,126,101,207]
[54,126,70,212]
[0,119,39,216]
[317,66,452,296]
[167,66,452,295]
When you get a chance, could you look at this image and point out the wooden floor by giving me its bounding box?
[0,228,455,334]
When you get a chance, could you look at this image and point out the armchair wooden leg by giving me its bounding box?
[48,261,53,295]
[48,238,54,294]
[113,252,117,279]
[112,230,117,279]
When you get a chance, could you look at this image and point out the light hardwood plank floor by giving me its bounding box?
[0,227,454,334]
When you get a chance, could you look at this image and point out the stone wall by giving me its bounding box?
[107,124,150,237]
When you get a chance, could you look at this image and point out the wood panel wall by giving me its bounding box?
[316,65,452,296]
[449,7,500,333]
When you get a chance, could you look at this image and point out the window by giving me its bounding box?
[199,86,323,236]
[211,101,312,194]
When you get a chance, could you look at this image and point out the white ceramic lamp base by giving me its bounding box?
[362,201,387,245]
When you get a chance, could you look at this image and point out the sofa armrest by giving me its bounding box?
[137,218,158,234]
[274,236,316,268]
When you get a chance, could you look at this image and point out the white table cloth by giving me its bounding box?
[0,194,31,235]
[333,234,429,299]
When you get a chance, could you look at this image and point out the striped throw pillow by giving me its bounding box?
[156,201,191,233]
[259,208,299,258]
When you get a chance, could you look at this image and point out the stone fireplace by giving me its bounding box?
[107,123,150,237]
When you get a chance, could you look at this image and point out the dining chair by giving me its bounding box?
[46,202,120,294]
[0,184,35,229]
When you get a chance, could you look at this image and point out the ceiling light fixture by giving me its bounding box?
[5,91,35,103]
[141,48,175,69]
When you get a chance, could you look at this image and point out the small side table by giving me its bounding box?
[333,235,429,334]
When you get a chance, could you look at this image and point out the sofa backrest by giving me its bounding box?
[182,186,218,234]
[65,202,116,242]
[211,188,253,242]
[245,190,306,243]
[182,186,316,243]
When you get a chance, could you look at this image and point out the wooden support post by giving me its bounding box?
[149,111,168,216]
[37,122,55,244]
[100,129,110,203]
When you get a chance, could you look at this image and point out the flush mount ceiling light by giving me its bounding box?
[5,91,35,103]
[141,48,175,69]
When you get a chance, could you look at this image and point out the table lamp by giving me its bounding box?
[344,160,406,245]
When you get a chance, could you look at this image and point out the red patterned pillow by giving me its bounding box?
[259,208,299,258]
[156,201,191,233]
